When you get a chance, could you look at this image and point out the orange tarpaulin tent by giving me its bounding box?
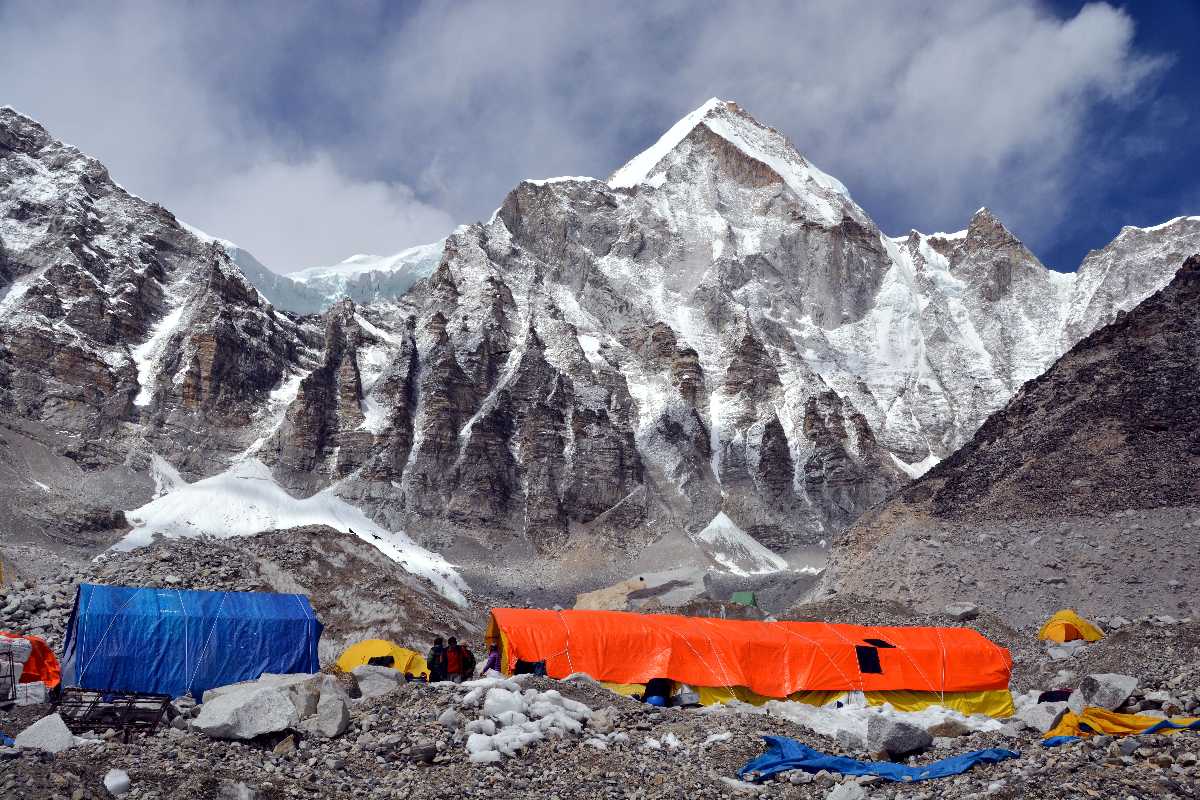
[1,631,61,688]
[485,608,1011,699]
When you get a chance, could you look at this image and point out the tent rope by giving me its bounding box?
[76,591,141,684]
[187,591,229,696]
[174,589,190,696]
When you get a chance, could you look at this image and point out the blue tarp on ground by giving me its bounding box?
[739,736,1019,783]
[61,583,322,699]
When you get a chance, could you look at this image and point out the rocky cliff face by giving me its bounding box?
[2,99,1198,593]
[824,256,1200,621]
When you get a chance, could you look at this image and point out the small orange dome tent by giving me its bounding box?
[486,608,1014,717]
[1038,610,1104,643]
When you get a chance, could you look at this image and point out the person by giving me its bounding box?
[427,637,448,683]
[483,642,501,674]
[445,636,471,683]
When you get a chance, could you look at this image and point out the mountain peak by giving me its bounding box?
[607,98,851,206]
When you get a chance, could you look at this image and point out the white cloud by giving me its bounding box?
[170,156,453,271]
[0,1,1166,269]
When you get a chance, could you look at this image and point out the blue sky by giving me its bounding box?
[0,1,1195,272]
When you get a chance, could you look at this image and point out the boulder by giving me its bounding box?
[14,713,75,753]
[301,694,351,738]
[351,665,404,699]
[866,714,932,759]
[1014,701,1068,733]
[926,717,973,738]
[827,783,867,800]
[1068,674,1138,713]
[943,602,979,622]
[438,708,466,730]
[204,673,344,719]
[103,768,131,796]
[193,686,300,740]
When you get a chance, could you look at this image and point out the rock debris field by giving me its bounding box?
[2,623,1199,800]
[2,543,1199,798]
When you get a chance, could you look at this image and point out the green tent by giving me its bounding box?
[730,591,757,607]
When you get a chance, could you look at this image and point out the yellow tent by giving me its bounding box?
[1038,610,1104,643]
[335,639,429,677]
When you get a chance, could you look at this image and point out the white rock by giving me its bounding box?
[1014,701,1068,734]
[827,782,867,800]
[482,687,525,718]
[1069,674,1138,713]
[465,733,495,754]
[702,731,733,746]
[717,776,764,795]
[300,694,350,738]
[350,665,405,699]
[584,737,608,749]
[469,750,502,764]
[104,768,131,796]
[466,718,497,735]
[438,708,466,730]
[193,686,300,740]
[944,602,979,621]
[14,713,75,753]
[866,714,932,758]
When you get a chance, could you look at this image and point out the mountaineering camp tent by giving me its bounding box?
[1038,609,1104,643]
[335,639,429,677]
[730,591,757,608]
[61,583,322,699]
[486,608,1014,717]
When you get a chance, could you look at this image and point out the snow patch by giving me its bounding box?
[119,458,468,605]
[695,512,788,576]
[890,452,940,479]
[131,301,189,407]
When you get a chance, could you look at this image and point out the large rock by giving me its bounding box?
[300,694,350,739]
[204,672,343,719]
[1015,701,1068,734]
[866,714,932,759]
[1068,674,1138,714]
[351,665,405,699]
[193,686,300,740]
[943,602,979,622]
[14,713,75,753]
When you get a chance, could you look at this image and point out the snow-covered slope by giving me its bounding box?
[288,240,445,308]
[120,457,468,605]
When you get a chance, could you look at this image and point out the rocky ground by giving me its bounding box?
[2,568,1199,799]
[2,665,1197,800]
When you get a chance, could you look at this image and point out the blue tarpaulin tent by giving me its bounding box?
[61,583,322,699]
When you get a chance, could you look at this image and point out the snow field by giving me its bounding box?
[119,458,468,606]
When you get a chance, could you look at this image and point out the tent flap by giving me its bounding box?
[61,583,322,699]
[487,608,1011,699]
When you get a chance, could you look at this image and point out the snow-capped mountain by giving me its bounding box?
[2,100,1197,594]
[288,239,445,309]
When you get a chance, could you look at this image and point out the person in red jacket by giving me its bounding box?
[445,637,463,682]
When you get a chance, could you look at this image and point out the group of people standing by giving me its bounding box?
[426,637,501,682]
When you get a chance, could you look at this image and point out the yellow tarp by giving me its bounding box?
[598,682,1012,717]
[865,689,1015,718]
[1038,609,1104,642]
[335,639,429,677]
[1045,707,1200,739]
